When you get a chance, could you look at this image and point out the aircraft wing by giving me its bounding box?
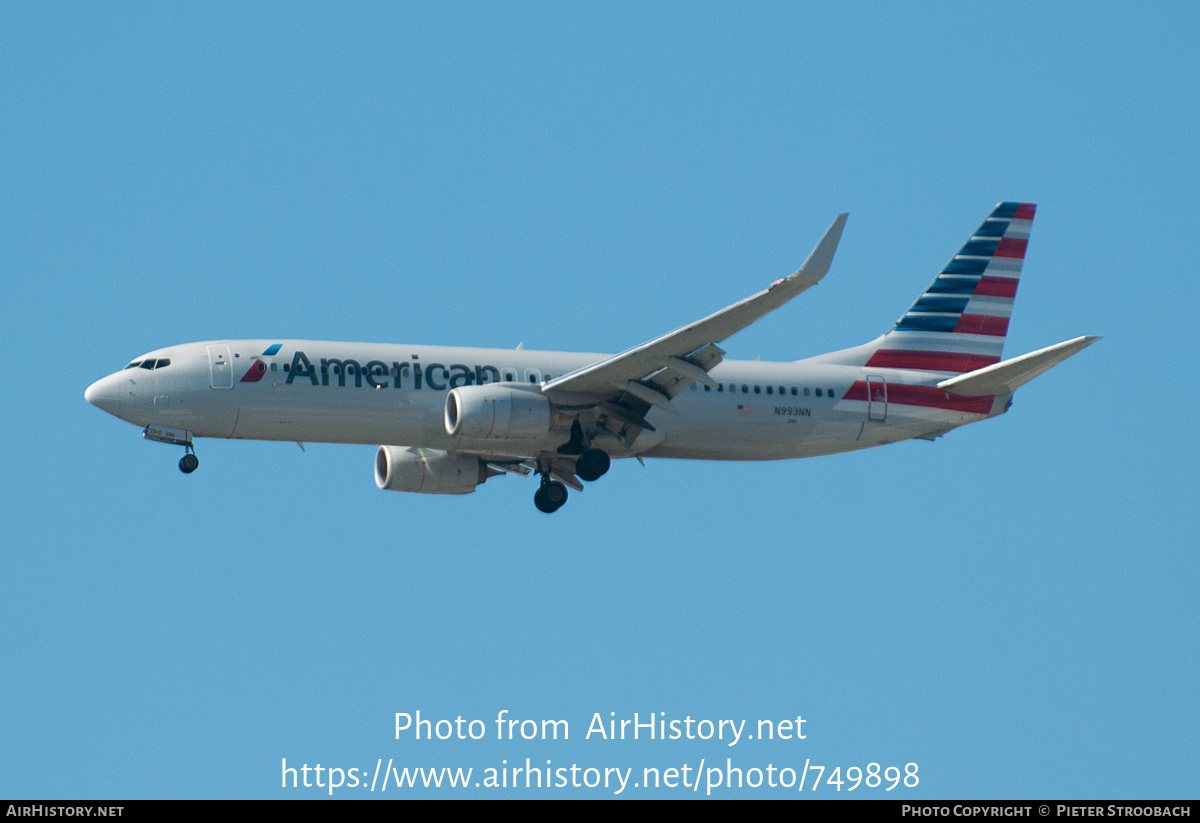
[542,214,848,407]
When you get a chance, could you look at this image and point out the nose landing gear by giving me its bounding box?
[179,444,199,474]
[142,425,199,475]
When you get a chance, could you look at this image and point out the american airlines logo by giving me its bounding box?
[283,350,507,391]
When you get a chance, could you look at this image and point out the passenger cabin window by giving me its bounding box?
[503,369,516,382]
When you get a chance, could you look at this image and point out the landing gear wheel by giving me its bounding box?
[575,448,610,482]
[179,453,199,474]
[534,481,568,513]
[545,481,567,507]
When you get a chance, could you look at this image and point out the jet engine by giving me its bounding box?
[445,384,552,439]
[374,446,488,495]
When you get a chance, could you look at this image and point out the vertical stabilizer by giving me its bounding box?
[812,202,1035,373]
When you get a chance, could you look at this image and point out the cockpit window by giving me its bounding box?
[126,358,170,370]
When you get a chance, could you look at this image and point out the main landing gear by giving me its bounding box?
[575,448,610,482]
[534,479,568,513]
[179,443,199,474]
[554,422,612,483]
[533,437,613,513]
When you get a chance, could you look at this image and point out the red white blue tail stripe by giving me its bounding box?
[865,202,1035,374]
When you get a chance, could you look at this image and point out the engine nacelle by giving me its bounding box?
[374,446,487,495]
[445,384,553,439]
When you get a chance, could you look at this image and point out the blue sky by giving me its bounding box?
[2,2,1196,799]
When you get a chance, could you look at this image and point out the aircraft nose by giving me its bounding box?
[85,375,123,416]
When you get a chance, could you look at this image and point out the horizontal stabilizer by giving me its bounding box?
[936,336,1099,397]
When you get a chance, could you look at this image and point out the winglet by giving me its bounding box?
[792,213,848,285]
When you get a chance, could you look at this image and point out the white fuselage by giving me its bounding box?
[84,338,1006,463]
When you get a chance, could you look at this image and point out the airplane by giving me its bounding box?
[85,202,1097,513]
